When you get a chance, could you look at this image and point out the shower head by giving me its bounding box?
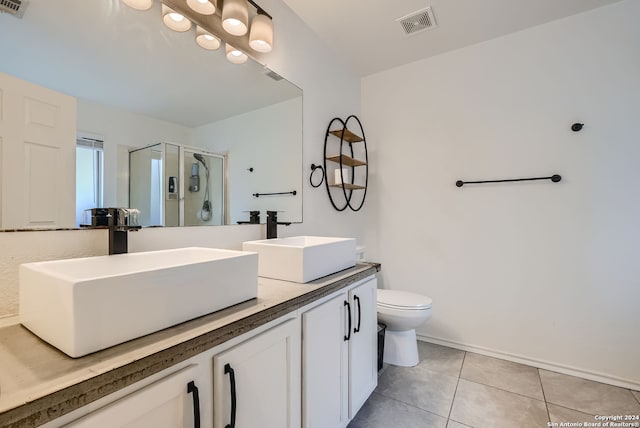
[193,153,208,170]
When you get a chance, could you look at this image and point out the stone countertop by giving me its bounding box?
[0,263,379,428]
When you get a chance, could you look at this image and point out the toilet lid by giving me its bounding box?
[377,289,432,310]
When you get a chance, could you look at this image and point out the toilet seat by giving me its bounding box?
[377,289,432,311]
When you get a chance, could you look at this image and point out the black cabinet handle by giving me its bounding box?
[224,363,237,428]
[353,295,361,334]
[187,381,201,428]
[344,300,352,341]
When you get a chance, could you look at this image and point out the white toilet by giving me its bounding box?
[377,289,433,367]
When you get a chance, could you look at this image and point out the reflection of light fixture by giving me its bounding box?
[121,0,274,63]
[162,5,192,32]
[249,14,273,53]
[222,0,249,36]
[122,0,153,10]
[186,0,216,15]
[196,26,221,50]
[226,44,248,64]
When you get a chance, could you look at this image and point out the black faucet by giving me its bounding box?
[237,210,261,225]
[108,208,141,255]
[266,211,291,239]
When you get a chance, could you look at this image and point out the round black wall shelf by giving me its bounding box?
[322,115,369,212]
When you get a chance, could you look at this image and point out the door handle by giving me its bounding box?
[344,300,352,341]
[187,381,201,428]
[353,294,361,334]
[224,363,237,428]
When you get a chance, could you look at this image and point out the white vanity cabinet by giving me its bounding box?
[52,317,300,428]
[64,364,205,428]
[347,277,378,418]
[212,318,301,428]
[22,270,379,428]
[302,276,378,428]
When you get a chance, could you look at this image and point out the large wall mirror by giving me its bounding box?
[0,0,302,229]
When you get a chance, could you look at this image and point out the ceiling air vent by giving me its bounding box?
[397,6,437,35]
[0,0,27,18]
[264,67,283,82]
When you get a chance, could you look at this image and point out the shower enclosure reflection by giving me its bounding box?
[183,148,225,226]
[129,143,226,227]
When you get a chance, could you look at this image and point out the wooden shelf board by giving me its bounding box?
[329,129,364,143]
[325,155,366,167]
[330,183,366,190]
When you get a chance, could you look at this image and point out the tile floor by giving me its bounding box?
[348,341,640,428]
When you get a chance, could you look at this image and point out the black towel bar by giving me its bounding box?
[456,175,561,187]
[252,190,297,197]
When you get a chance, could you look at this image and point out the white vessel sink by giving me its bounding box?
[19,247,258,358]
[242,236,356,283]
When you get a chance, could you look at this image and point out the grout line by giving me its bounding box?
[538,368,551,423]
[458,350,467,378]
[547,403,596,418]
[631,390,640,406]
[462,379,547,403]
[373,391,453,421]
[447,351,466,421]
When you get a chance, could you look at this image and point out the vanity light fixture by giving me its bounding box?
[121,0,274,63]
[196,26,221,50]
[226,43,248,64]
[162,4,192,32]
[221,0,249,36]
[249,13,273,53]
[122,0,154,10]
[186,0,215,15]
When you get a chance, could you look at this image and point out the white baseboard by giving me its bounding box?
[416,333,640,392]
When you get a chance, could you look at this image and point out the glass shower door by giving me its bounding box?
[129,143,180,227]
[129,144,163,226]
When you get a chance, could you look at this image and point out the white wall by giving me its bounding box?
[0,0,362,318]
[0,230,106,315]
[192,98,303,224]
[362,0,640,388]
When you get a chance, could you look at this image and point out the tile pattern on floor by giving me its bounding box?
[348,341,640,428]
[450,379,549,428]
[547,403,595,425]
[417,340,465,378]
[539,369,640,416]
[460,352,544,400]
[446,420,472,428]
[376,363,459,417]
[348,392,448,428]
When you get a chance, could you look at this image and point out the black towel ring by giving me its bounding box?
[310,164,324,188]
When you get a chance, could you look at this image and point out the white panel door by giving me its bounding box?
[65,365,202,428]
[302,293,350,428]
[0,71,76,228]
[348,278,378,418]
[213,319,301,428]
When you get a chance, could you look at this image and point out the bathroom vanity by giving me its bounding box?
[0,263,379,428]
